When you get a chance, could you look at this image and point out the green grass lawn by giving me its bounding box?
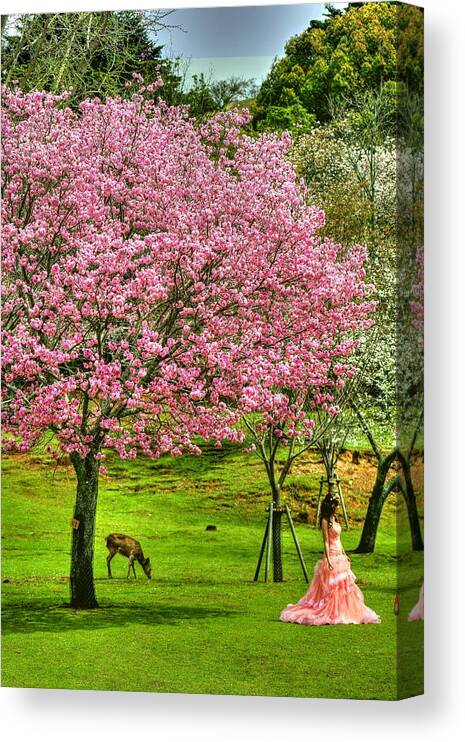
[1,444,423,700]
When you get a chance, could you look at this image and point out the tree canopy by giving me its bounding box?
[1,11,182,106]
[254,2,424,128]
[182,73,257,118]
[2,83,375,601]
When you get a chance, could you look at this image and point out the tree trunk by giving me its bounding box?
[398,453,424,551]
[354,451,398,553]
[355,448,424,554]
[69,451,99,608]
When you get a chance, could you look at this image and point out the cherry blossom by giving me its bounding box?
[2,86,373,604]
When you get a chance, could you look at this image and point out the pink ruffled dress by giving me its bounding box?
[280,521,380,625]
[408,582,424,621]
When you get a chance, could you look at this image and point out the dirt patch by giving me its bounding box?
[287,449,424,526]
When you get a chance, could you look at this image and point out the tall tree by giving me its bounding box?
[253,2,423,128]
[1,10,181,105]
[290,83,423,553]
[2,86,372,603]
[235,237,374,580]
[182,73,257,118]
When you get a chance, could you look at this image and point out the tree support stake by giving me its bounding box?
[254,502,309,583]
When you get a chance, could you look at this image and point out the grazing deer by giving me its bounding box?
[105,533,152,579]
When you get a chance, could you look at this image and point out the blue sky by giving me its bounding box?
[156,3,348,85]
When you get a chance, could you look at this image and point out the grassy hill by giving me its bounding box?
[1,443,423,699]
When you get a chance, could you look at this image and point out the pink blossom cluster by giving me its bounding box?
[2,87,374,460]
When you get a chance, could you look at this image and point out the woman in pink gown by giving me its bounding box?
[408,581,424,621]
[280,494,380,625]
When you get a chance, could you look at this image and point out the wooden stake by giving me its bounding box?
[254,510,270,582]
[264,502,273,583]
[284,505,309,582]
[315,476,324,526]
[336,477,349,529]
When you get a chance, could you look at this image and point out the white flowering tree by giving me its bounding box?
[291,86,424,552]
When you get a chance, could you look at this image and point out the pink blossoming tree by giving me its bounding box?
[230,243,374,580]
[2,84,372,605]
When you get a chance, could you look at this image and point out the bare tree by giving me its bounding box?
[2,10,181,104]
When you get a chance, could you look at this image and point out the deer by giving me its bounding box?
[105,533,152,580]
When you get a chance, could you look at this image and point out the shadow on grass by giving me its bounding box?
[1,599,240,636]
[109,440,244,480]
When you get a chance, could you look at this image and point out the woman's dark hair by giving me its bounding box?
[319,495,339,529]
